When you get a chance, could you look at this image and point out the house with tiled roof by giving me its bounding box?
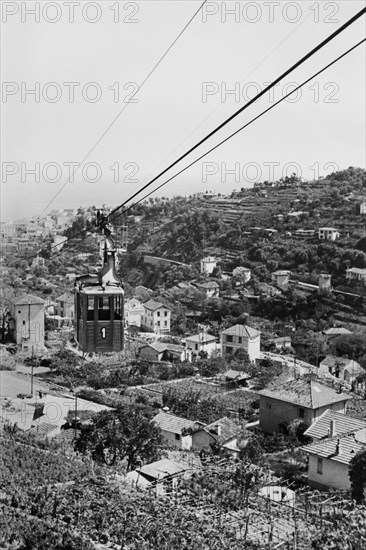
[139,342,191,363]
[257,378,351,434]
[204,417,240,457]
[152,411,240,455]
[221,324,261,362]
[9,294,45,352]
[304,409,366,443]
[185,332,217,359]
[55,292,74,320]
[319,355,364,383]
[301,428,366,490]
[194,280,220,298]
[125,455,201,495]
[152,411,204,449]
[141,300,171,333]
[322,327,352,342]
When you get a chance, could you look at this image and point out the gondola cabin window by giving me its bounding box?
[114,295,122,320]
[98,296,111,320]
[87,296,95,321]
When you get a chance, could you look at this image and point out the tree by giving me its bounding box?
[74,404,162,471]
[349,448,366,503]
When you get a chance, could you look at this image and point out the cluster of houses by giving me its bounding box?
[136,376,365,494]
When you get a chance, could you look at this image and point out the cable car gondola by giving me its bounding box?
[74,219,124,354]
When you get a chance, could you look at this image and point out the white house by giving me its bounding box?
[9,294,45,352]
[220,324,261,362]
[200,256,217,275]
[301,428,366,490]
[185,332,217,359]
[360,202,366,214]
[124,298,145,327]
[194,281,219,298]
[346,267,366,285]
[233,266,251,283]
[271,270,291,288]
[141,300,171,334]
[318,227,340,241]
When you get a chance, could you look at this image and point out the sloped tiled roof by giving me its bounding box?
[258,379,350,409]
[205,417,238,443]
[323,327,352,336]
[186,333,216,344]
[301,429,366,465]
[12,294,45,305]
[143,300,171,311]
[56,292,74,303]
[138,458,194,481]
[304,409,366,440]
[224,369,251,381]
[142,342,184,354]
[196,281,219,289]
[320,355,351,368]
[221,324,260,338]
[152,411,197,434]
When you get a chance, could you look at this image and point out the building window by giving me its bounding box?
[157,311,160,317]
[226,335,233,343]
[238,337,242,344]
[175,434,181,440]
[157,321,160,327]
[164,321,167,327]
[226,346,233,354]
[298,408,305,419]
[317,458,323,475]
[164,311,168,317]
[195,344,198,350]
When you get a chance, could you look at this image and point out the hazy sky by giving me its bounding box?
[1,0,365,221]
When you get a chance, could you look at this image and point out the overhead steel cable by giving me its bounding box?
[51,36,365,261]
[108,37,366,221]
[37,0,209,219]
[105,7,366,223]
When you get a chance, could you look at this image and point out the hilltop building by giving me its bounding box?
[318,227,340,241]
[346,267,366,285]
[271,270,291,289]
[318,274,332,291]
[200,256,217,275]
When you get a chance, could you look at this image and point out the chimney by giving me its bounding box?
[334,438,340,456]
[329,419,336,437]
[216,424,221,437]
